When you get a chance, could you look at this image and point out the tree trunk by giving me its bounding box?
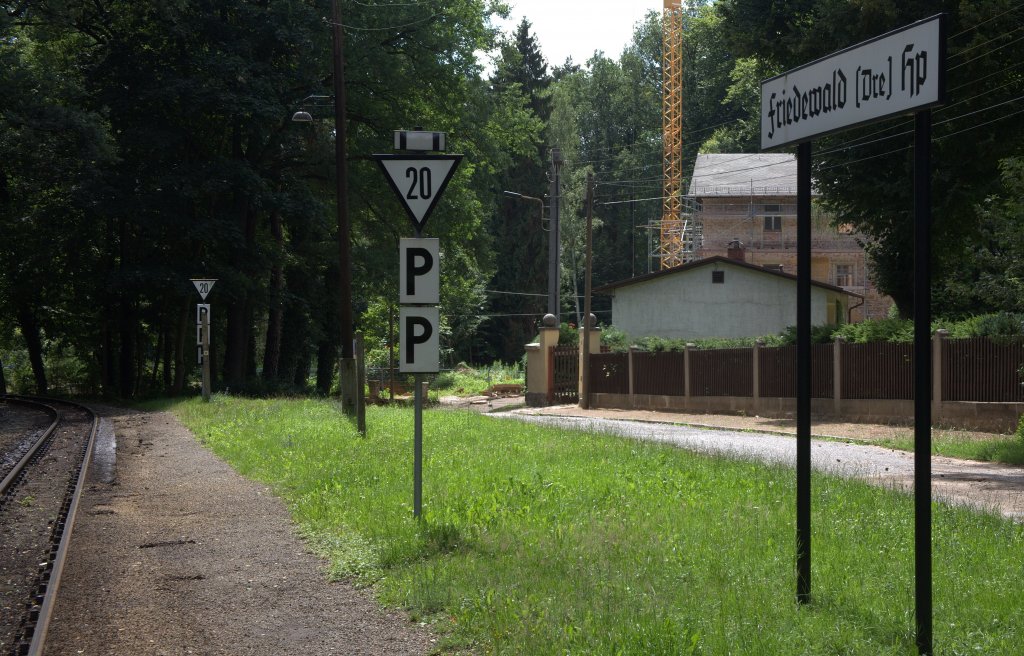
[316,339,335,395]
[119,300,136,398]
[0,354,7,395]
[151,324,163,392]
[294,353,311,390]
[172,301,189,396]
[223,302,247,389]
[16,304,47,395]
[263,210,284,381]
[162,320,173,392]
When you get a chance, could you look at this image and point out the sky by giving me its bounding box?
[491,1,664,69]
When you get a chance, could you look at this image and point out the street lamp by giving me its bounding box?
[503,190,559,318]
[291,0,356,415]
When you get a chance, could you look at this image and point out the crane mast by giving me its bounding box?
[659,0,693,268]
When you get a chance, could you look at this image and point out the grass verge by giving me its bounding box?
[169,396,1022,654]
[859,430,1024,466]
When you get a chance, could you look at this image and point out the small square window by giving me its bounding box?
[834,264,855,287]
[712,270,725,284]
[764,215,782,232]
[763,203,782,214]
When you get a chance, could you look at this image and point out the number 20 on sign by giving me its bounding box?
[374,155,462,233]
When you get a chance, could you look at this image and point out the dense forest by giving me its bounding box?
[1,0,1022,397]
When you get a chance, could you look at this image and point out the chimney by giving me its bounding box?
[727,239,745,262]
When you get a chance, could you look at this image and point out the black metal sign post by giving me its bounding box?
[796,142,812,603]
[761,15,945,654]
[913,109,933,655]
[413,221,424,519]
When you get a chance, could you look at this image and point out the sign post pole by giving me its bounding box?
[796,141,812,603]
[201,309,211,402]
[413,372,423,518]
[913,109,933,656]
[413,224,424,519]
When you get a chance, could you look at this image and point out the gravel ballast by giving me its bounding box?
[44,407,434,656]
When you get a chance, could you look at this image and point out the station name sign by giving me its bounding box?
[761,14,945,150]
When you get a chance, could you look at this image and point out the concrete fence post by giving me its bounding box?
[525,324,560,407]
[628,346,637,409]
[933,329,948,423]
[834,335,844,416]
[753,339,763,413]
[684,343,694,407]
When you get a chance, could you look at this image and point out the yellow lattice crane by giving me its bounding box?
[658,0,693,268]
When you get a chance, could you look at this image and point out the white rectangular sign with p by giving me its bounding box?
[400,238,440,304]
[399,306,439,373]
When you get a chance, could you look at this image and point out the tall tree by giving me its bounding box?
[483,19,549,362]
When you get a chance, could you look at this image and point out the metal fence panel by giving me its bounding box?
[842,342,914,399]
[690,348,752,397]
[759,344,834,398]
[635,351,686,396]
[943,337,1024,402]
[590,352,629,394]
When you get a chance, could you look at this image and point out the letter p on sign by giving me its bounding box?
[400,238,439,304]
[399,306,439,373]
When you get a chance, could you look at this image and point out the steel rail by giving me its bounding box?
[0,396,60,496]
[2,395,99,656]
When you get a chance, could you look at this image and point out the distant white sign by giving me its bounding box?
[191,279,217,300]
[399,306,439,373]
[375,155,462,232]
[761,14,945,150]
[400,238,440,305]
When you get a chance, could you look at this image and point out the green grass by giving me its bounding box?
[858,429,1024,466]
[168,396,1023,654]
[429,363,524,398]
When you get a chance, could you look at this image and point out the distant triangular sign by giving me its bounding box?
[375,154,462,232]
[191,278,217,300]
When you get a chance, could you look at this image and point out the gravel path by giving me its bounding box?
[501,410,1024,521]
[44,406,434,656]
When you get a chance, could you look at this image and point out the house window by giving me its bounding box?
[712,270,725,284]
[834,264,854,287]
[762,204,782,232]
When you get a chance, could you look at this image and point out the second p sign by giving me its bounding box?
[399,306,439,373]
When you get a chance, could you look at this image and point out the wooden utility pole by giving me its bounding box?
[580,173,594,409]
[332,0,358,417]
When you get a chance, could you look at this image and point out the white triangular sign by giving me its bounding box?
[191,279,217,300]
[376,155,462,231]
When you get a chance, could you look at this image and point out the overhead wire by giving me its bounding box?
[327,14,437,31]
[949,3,1024,40]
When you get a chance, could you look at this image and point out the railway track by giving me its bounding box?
[1,396,98,656]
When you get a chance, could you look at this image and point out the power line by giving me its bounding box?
[949,33,1024,72]
[950,4,1024,40]
[327,15,436,31]
[484,289,548,297]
